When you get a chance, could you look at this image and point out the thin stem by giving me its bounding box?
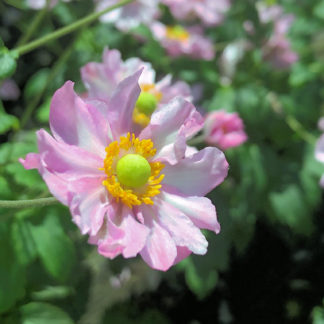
[12,0,134,56]
[15,0,51,47]
[0,197,58,209]
[285,115,317,145]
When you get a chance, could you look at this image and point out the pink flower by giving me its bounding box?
[81,47,192,128]
[20,71,229,271]
[151,22,215,60]
[203,110,247,150]
[258,4,298,69]
[95,0,160,31]
[162,0,230,26]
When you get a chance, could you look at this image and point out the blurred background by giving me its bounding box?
[1,0,324,323]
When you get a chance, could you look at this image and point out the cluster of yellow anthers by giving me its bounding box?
[132,84,163,128]
[102,133,165,208]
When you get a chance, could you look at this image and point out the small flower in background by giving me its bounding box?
[151,22,215,60]
[0,79,20,101]
[203,110,247,150]
[315,117,324,187]
[162,0,231,26]
[257,4,298,69]
[95,0,160,32]
[20,71,229,271]
[81,47,192,128]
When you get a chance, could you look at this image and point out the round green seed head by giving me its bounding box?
[116,154,151,188]
[136,92,158,115]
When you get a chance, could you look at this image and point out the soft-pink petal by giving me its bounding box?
[49,81,109,157]
[140,97,203,164]
[106,69,142,137]
[162,147,229,196]
[140,210,177,271]
[69,177,108,236]
[161,190,220,233]
[154,198,208,255]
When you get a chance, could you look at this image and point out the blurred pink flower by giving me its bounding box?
[20,70,229,271]
[151,22,215,60]
[81,47,192,127]
[95,0,160,31]
[203,110,247,150]
[0,79,20,101]
[258,4,298,69]
[162,0,230,26]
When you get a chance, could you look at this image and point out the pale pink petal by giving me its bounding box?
[162,147,229,196]
[154,198,208,255]
[140,97,203,164]
[161,190,220,233]
[81,47,122,101]
[119,206,150,258]
[36,129,103,179]
[69,177,108,236]
[106,69,142,137]
[19,153,40,169]
[140,209,177,271]
[174,246,192,264]
[49,81,109,157]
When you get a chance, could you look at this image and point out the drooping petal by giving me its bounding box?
[154,198,208,255]
[140,206,177,271]
[174,246,192,264]
[140,97,203,163]
[161,190,220,233]
[106,69,142,137]
[49,81,109,157]
[162,147,229,196]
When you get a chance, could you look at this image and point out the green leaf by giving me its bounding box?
[11,219,37,266]
[24,69,50,101]
[19,302,74,324]
[0,49,18,81]
[0,222,26,314]
[312,305,324,324]
[0,103,19,134]
[30,211,76,282]
[269,184,314,236]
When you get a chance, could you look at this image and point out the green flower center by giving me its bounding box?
[116,154,151,188]
[136,92,158,115]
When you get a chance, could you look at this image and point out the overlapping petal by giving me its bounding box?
[162,147,229,196]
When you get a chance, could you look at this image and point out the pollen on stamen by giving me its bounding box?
[102,133,164,208]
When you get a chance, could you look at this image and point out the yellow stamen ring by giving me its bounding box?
[102,133,164,208]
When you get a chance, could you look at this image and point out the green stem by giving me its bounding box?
[12,0,134,56]
[285,115,317,145]
[15,0,51,47]
[0,197,58,209]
